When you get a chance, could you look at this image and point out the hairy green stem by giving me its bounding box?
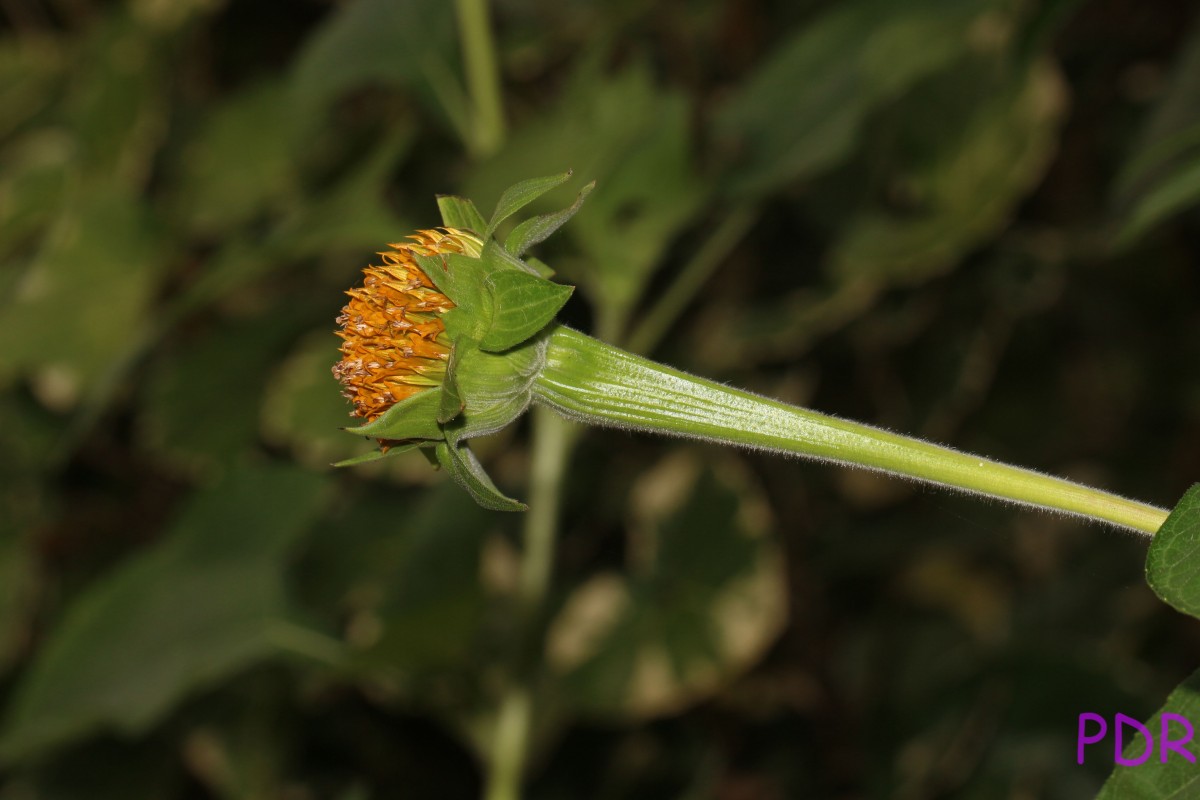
[455,0,505,158]
[535,326,1168,536]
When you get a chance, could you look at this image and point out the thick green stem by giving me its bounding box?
[455,0,505,158]
[534,326,1168,536]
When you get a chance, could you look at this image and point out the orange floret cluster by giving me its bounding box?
[332,229,471,422]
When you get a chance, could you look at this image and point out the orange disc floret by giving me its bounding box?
[333,228,478,422]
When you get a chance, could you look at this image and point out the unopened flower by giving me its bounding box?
[332,228,482,422]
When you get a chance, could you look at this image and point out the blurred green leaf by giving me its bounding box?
[1097,668,1200,799]
[0,392,52,676]
[0,131,73,266]
[0,185,165,407]
[61,10,168,185]
[1115,158,1200,246]
[547,456,785,718]
[9,737,180,800]
[290,0,463,135]
[351,483,497,671]
[715,0,998,197]
[0,533,36,677]
[171,79,299,237]
[827,59,1065,284]
[1113,19,1200,244]
[271,127,413,255]
[0,36,63,143]
[261,331,380,468]
[175,131,410,316]
[139,309,313,476]
[0,464,329,764]
[1145,484,1200,617]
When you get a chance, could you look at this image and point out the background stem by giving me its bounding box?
[455,0,506,158]
[484,408,574,800]
[627,207,758,355]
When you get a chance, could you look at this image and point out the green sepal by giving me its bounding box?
[414,252,492,310]
[418,444,440,468]
[436,195,487,234]
[480,272,574,353]
[505,181,595,257]
[482,238,540,276]
[525,256,555,278]
[415,252,495,341]
[445,336,546,445]
[435,440,527,512]
[437,340,467,424]
[342,388,443,440]
[485,171,573,241]
[332,441,422,468]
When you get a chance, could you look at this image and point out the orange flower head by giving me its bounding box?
[332,228,479,422]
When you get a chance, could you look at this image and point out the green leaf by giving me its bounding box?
[342,388,443,441]
[504,181,595,257]
[435,441,526,512]
[484,171,573,240]
[0,465,329,763]
[480,272,574,352]
[1145,484,1200,617]
[1096,668,1200,799]
[437,195,487,233]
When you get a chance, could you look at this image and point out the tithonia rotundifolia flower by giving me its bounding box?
[332,228,482,422]
[328,173,1166,534]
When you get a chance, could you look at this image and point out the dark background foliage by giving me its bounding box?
[1,0,1198,798]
